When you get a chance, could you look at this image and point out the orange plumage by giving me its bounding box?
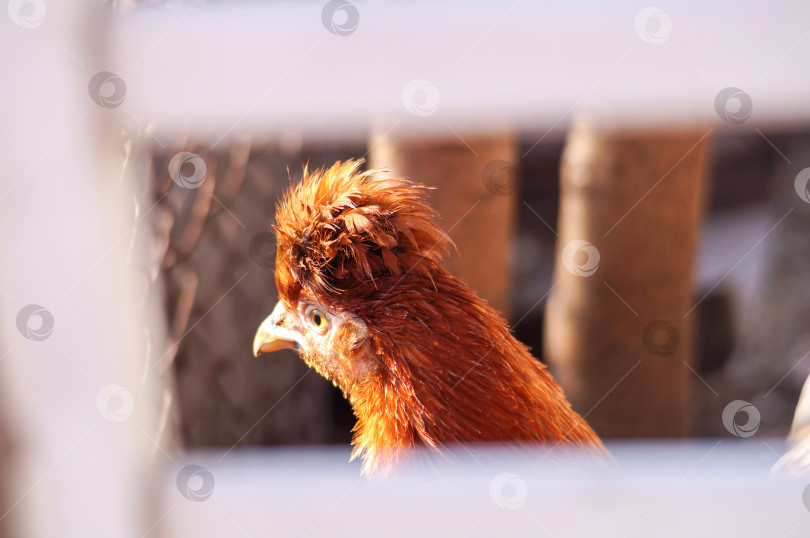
[253,159,606,476]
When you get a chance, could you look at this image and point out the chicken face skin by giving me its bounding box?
[254,295,374,394]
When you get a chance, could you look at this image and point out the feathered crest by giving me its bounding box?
[274,160,451,302]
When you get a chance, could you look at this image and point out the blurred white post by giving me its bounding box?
[0,2,164,536]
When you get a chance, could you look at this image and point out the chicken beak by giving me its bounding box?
[253,302,300,357]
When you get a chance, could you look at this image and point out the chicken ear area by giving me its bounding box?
[341,315,368,350]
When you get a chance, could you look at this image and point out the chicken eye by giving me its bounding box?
[308,308,328,329]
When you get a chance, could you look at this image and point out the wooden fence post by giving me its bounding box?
[545,123,711,438]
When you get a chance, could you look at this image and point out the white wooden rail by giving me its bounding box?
[112,0,810,146]
[163,442,808,537]
[0,0,808,536]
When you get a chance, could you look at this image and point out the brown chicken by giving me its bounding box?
[253,160,606,476]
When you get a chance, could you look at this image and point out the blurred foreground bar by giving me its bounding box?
[112,0,810,147]
[160,441,807,537]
